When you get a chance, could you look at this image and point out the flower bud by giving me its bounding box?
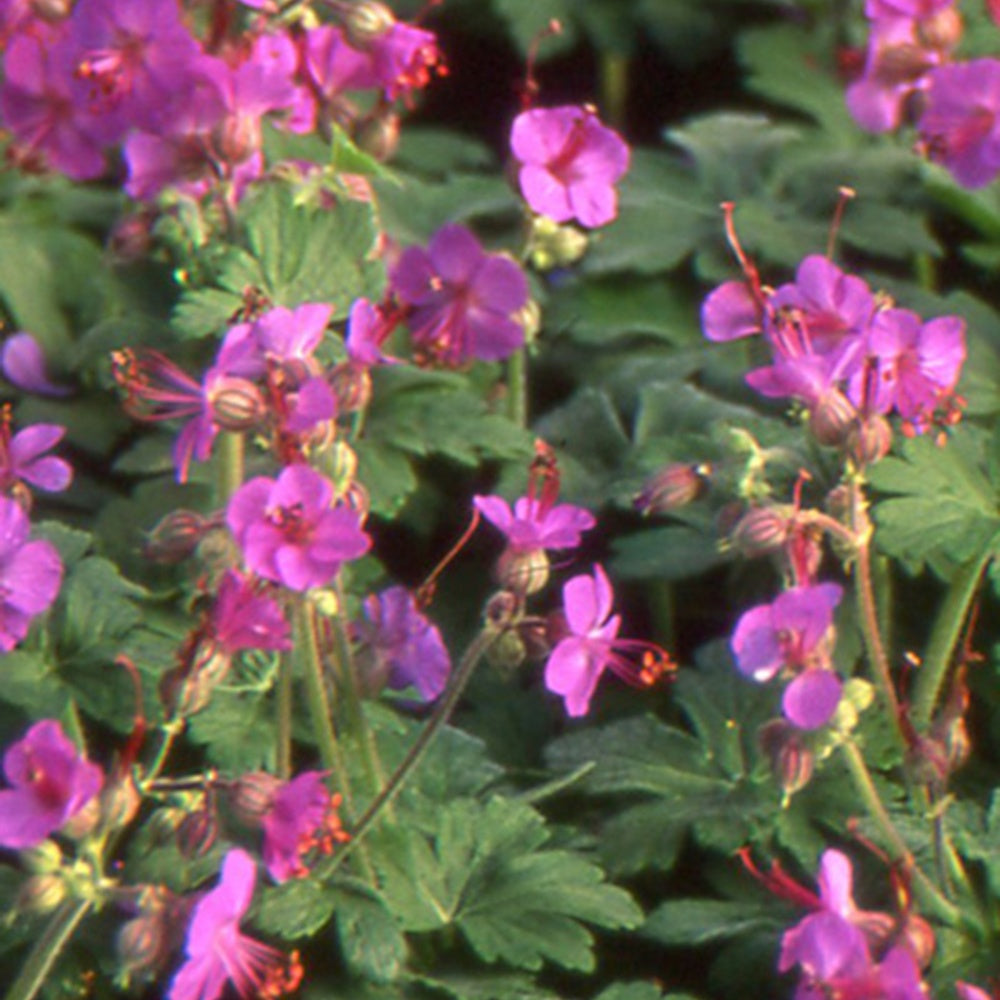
[343,1,396,48]
[809,389,857,447]
[848,413,893,468]
[514,299,542,347]
[634,462,708,515]
[330,363,373,413]
[497,546,550,595]
[176,807,218,859]
[485,627,527,676]
[876,43,934,85]
[901,914,936,969]
[30,0,72,20]
[485,590,519,629]
[20,840,62,876]
[18,874,66,914]
[209,378,266,432]
[758,720,814,799]
[101,774,141,832]
[195,525,240,578]
[356,111,401,162]
[62,796,100,840]
[527,216,589,270]
[145,509,209,564]
[229,771,282,827]
[214,114,262,167]
[730,504,791,557]
[118,913,170,979]
[917,7,962,52]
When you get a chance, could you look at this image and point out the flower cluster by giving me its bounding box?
[846,0,1000,188]
[703,252,966,442]
[0,0,440,201]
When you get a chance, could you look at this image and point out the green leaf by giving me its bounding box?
[333,882,409,983]
[254,878,340,941]
[375,796,641,971]
[642,899,784,947]
[868,429,1000,574]
[188,686,276,772]
[611,525,727,582]
[409,971,561,1000]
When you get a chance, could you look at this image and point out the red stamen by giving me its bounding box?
[737,847,822,909]
[415,508,481,608]
[519,18,563,109]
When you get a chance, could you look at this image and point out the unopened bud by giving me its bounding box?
[195,525,240,578]
[356,112,401,162]
[758,720,814,799]
[876,43,934,85]
[214,114,262,167]
[635,462,708,515]
[343,1,396,48]
[485,627,527,675]
[514,299,542,347]
[118,914,166,978]
[342,480,371,523]
[843,677,875,713]
[20,840,62,876]
[209,379,266,432]
[848,413,893,468]
[176,807,218,859]
[527,216,589,270]
[917,7,962,52]
[497,546,550,595]
[229,771,282,827]
[330,363,373,413]
[809,389,857,447]
[101,774,141,832]
[901,914,936,969]
[485,590,519,630]
[29,0,72,19]
[145,510,209,564]
[18,873,66,914]
[325,440,359,499]
[62,796,100,840]
[161,643,233,717]
[730,504,792,557]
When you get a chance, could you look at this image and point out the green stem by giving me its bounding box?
[295,599,376,883]
[317,625,500,879]
[276,651,293,781]
[215,432,244,507]
[840,740,962,927]
[141,722,182,789]
[912,552,990,729]
[599,51,629,131]
[506,347,528,429]
[4,900,92,1000]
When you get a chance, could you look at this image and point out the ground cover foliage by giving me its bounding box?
[2,0,1000,998]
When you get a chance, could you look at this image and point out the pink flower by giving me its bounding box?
[168,848,302,1000]
[510,105,630,228]
[226,464,371,591]
[544,565,672,716]
[261,772,347,883]
[1,333,72,397]
[0,419,72,494]
[211,571,291,654]
[0,496,63,652]
[0,720,102,849]
[391,224,529,365]
[474,493,595,552]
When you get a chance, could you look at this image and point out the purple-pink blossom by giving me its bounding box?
[474,494,595,552]
[226,464,371,591]
[355,586,451,702]
[210,571,291,654]
[391,223,529,365]
[168,848,302,1000]
[261,771,347,883]
[1,333,72,397]
[919,59,1000,188]
[0,495,63,652]
[544,564,672,717]
[0,419,72,494]
[510,105,630,228]
[0,719,102,849]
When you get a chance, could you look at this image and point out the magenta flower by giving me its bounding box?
[701,280,763,343]
[345,298,399,368]
[474,493,595,552]
[168,848,301,1000]
[0,720,103,849]
[0,496,63,652]
[261,771,344,883]
[355,586,451,702]
[0,420,72,494]
[369,21,441,102]
[850,308,965,431]
[731,584,842,683]
[510,105,630,228]
[226,464,371,591]
[957,984,993,1000]
[919,59,1000,188]
[391,223,529,364]
[1,333,72,397]
[211,571,291,654]
[545,564,672,717]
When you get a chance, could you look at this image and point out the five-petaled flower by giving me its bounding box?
[0,719,102,849]
[168,848,302,1000]
[510,105,629,228]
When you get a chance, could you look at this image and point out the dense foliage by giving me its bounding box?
[2,1,1000,999]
